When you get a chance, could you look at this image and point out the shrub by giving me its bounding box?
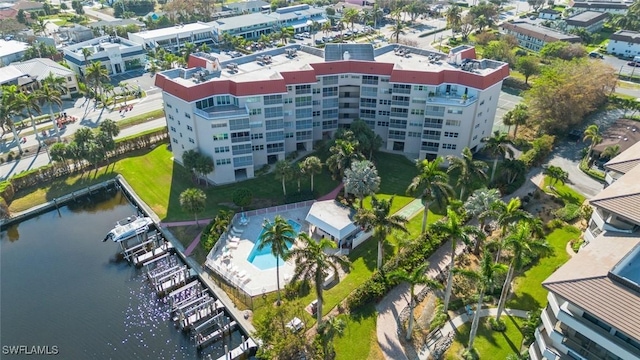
[545,218,565,232]
[489,318,506,332]
[0,180,15,203]
[462,348,479,360]
[554,203,581,222]
[429,301,448,332]
[571,238,584,253]
[232,188,253,209]
[522,308,542,346]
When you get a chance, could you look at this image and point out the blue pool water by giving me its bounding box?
[247,220,301,270]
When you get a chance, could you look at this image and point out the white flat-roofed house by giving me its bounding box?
[62,36,146,76]
[607,30,640,58]
[500,21,582,52]
[0,39,29,66]
[564,11,609,33]
[539,8,562,20]
[569,0,632,15]
[305,200,359,245]
[223,0,269,15]
[127,22,214,52]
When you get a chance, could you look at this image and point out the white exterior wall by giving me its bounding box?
[607,38,640,57]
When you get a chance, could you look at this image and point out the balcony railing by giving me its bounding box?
[194,106,248,120]
[427,94,477,107]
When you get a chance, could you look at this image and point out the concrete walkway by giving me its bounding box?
[317,183,344,201]
[418,308,529,359]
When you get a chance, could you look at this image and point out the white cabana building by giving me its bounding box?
[305,200,363,249]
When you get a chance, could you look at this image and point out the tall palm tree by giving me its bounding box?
[19,91,43,146]
[355,196,408,269]
[279,26,294,44]
[600,144,621,161]
[543,165,569,186]
[179,188,207,226]
[492,197,531,262]
[483,131,513,182]
[274,160,293,196]
[456,251,507,351]
[502,104,528,138]
[495,222,550,323]
[81,47,93,75]
[430,207,481,312]
[259,215,295,306]
[343,8,360,31]
[38,83,62,142]
[182,42,196,62]
[326,138,364,197]
[463,188,501,254]
[407,157,453,234]
[446,147,488,200]
[199,42,211,53]
[301,156,322,192]
[373,5,384,29]
[321,21,332,36]
[41,72,67,141]
[84,61,110,103]
[287,233,350,326]
[0,85,23,154]
[391,21,406,43]
[445,5,462,31]
[583,124,602,163]
[388,262,443,340]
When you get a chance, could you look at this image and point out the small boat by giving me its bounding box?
[103,216,153,242]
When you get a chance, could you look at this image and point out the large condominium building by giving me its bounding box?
[154,43,509,184]
[530,142,640,360]
[62,36,146,76]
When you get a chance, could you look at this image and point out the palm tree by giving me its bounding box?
[600,144,621,161]
[343,8,360,31]
[495,222,550,323]
[388,262,443,340]
[445,5,462,31]
[446,147,488,200]
[84,61,110,103]
[463,188,501,254]
[407,157,453,234]
[456,251,506,351]
[182,42,196,62]
[318,315,347,358]
[274,160,292,196]
[583,124,602,163]
[0,85,23,154]
[279,26,294,44]
[391,21,406,43]
[301,156,322,192]
[543,165,569,186]
[199,42,211,53]
[38,83,62,142]
[41,72,67,141]
[373,5,383,29]
[179,188,207,226]
[502,104,528,138]
[259,215,295,306]
[50,142,69,169]
[430,207,481,312]
[483,131,513,182]
[492,197,531,261]
[355,196,408,269]
[19,91,43,146]
[321,21,332,36]
[287,233,350,326]
[344,160,381,208]
[326,138,364,197]
[81,47,92,74]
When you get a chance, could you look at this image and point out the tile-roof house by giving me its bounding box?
[11,0,43,11]
[500,21,581,51]
[11,58,79,98]
[604,140,640,184]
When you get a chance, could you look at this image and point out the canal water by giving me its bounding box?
[1,190,243,359]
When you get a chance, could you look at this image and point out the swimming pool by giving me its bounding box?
[247,219,301,270]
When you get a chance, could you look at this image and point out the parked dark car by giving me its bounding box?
[589,52,604,59]
[628,61,640,67]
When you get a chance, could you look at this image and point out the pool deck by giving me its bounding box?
[205,206,312,297]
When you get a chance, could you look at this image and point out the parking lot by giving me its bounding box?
[109,69,158,92]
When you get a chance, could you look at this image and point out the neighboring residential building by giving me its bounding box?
[11,58,79,98]
[11,0,43,12]
[62,36,146,76]
[607,30,640,58]
[529,143,640,360]
[564,10,609,32]
[88,18,146,30]
[539,8,562,20]
[591,119,640,159]
[154,43,510,184]
[209,4,328,41]
[569,0,632,15]
[603,140,640,185]
[500,21,582,51]
[59,24,94,43]
[0,39,29,66]
[223,0,269,15]
[128,22,214,51]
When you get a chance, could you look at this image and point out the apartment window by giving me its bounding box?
[322,119,338,129]
[390,107,408,118]
[232,144,252,155]
[213,133,228,141]
[422,141,439,151]
[390,119,407,129]
[413,85,427,91]
[424,118,443,129]
[361,86,377,97]
[296,130,312,140]
[264,107,283,118]
[422,129,441,140]
[411,109,425,116]
[231,131,250,143]
[263,95,283,105]
[177,120,181,125]
[444,131,459,138]
[392,84,411,94]
[442,143,457,150]
[296,119,312,129]
[245,96,261,103]
[408,131,421,138]
[68,87,77,92]
[266,130,284,142]
[216,95,231,106]
[479,100,485,106]
[392,95,410,106]
[426,106,445,117]
[166,103,173,109]
[378,110,390,116]
[351,75,360,79]
[250,133,264,140]
[186,125,193,131]
[295,84,311,94]
[360,109,376,119]
[447,107,463,115]
[265,119,284,130]
[215,158,231,166]
[285,132,294,138]
[313,88,320,94]
[295,108,312,119]
[377,121,389,127]
[323,87,338,97]
[322,109,338,119]
[250,108,262,115]
[388,130,405,140]
[252,144,264,151]
[170,126,176,132]
[380,88,391,94]
[323,98,339,108]
[214,146,230,153]
[313,110,321,117]
[172,138,178,144]
[323,75,339,85]
[185,112,191,119]
[380,77,389,83]
[360,98,377,108]
[188,138,195,143]
[267,142,284,153]
[412,98,426,104]
[583,312,612,332]
[229,118,250,130]
[312,100,320,106]
[284,98,292,104]
[362,75,379,85]
[379,99,390,105]
[295,96,312,107]
[446,119,461,127]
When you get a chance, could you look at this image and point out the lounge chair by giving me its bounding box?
[227,241,239,249]
[237,270,247,279]
[228,236,240,243]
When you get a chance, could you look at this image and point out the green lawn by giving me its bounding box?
[445,316,526,359]
[542,176,586,206]
[507,225,581,310]
[334,304,383,360]
[9,144,340,221]
[371,152,418,195]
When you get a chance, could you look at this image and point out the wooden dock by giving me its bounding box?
[134,242,173,267]
[178,299,224,330]
[196,320,238,349]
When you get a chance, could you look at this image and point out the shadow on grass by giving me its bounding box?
[506,291,541,311]
[500,329,520,354]
[350,236,378,272]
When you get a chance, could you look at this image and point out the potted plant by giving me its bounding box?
[460,93,468,104]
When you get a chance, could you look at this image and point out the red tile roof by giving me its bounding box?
[279,69,317,84]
